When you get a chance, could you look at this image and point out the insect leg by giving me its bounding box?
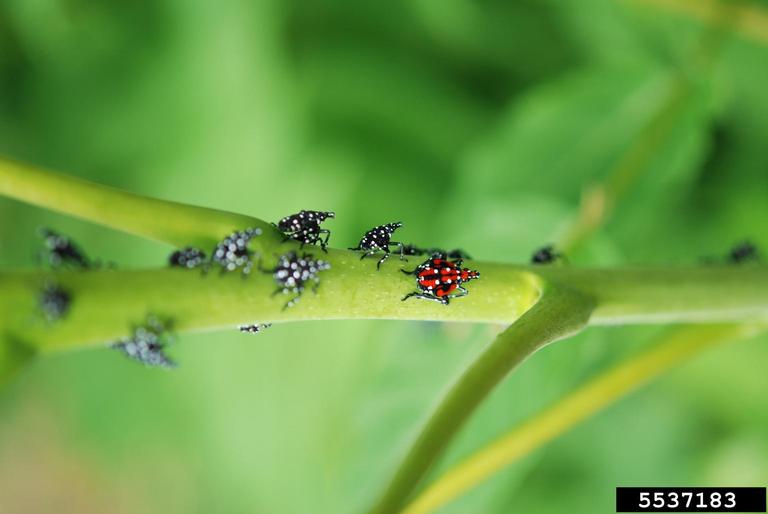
[319,229,331,252]
[283,293,301,310]
[389,241,408,261]
[451,286,469,298]
[402,292,448,304]
[376,252,390,270]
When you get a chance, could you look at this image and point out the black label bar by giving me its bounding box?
[616,487,766,512]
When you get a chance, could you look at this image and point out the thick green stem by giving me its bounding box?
[367,287,595,514]
[2,264,768,355]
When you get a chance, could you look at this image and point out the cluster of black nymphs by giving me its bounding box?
[167,227,262,274]
[36,228,85,323]
[167,227,333,315]
[274,213,483,304]
[111,315,176,368]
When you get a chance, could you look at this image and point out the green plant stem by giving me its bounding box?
[399,322,766,514]
[0,157,278,249]
[559,74,690,252]
[2,264,768,355]
[367,288,594,514]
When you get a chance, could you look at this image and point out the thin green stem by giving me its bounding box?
[558,19,727,254]
[558,72,692,252]
[367,288,594,514]
[630,0,768,46]
[400,323,766,514]
[0,157,278,249]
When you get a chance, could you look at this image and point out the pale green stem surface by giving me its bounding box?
[2,264,768,355]
[400,323,766,514]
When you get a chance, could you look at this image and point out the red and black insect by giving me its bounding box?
[402,244,472,260]
[265,251,331,309]
[275,210,335,252]
[349,222,406,270]
[401,255,480,305]
[39,228,92,269]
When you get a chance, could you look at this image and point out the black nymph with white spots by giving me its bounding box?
[169,246,206,269]
[349,222,406,270]
[530,245,564,265]
[266,251,331,310]
[239,323,272,334]
[728,241,759,264]
[39,228,92,269]
[39,282,72,322]
[211,227,262,274]
[111,315,176,368]
[275,210,335,252]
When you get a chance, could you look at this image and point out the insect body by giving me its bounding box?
[349,222,406,270]
[211,227,262,274]
[402,244,472,260]
[266,251,331,309]
[169,247,206,269]
[531,245,563,264]
[275,210,335,252]
[728,241,759,264]
[239,323,272,334]
[401,256,480,305]
[39,228,91,269]
[111,315,176,368]
[39,282,72,322]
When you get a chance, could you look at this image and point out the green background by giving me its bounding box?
[1,1,767,513]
